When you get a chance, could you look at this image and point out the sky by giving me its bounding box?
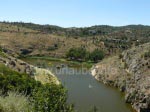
[0,0,150,27]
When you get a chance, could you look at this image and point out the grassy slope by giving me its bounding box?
[21,56,94,68]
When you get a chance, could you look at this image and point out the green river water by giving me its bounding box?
[23,58,134,112]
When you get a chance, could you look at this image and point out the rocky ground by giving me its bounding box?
[91,42,150,112]
[0,49,60,85]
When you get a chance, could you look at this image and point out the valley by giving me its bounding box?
[0,22,150,112]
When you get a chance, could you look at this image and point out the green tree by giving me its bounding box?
[66,47,87,61]
[90,49,104,62]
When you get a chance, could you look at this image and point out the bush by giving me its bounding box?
[0,47,6,58]
[31,84,74,112]
[66,48,105,62]
[0,64,40,95]
[0,47,2,52]
[66,47,87,62]
[119,53,123,59]
[144,50,150,58]
[89,49,104,62]
[0,64,74,112]
[0,91,33,112]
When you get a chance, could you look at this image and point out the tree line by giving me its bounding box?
[66,47,105,62]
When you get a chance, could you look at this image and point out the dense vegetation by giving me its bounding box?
[66,47,87,61]
[66,47,105,62]
[0,64,73,112]
[89,49,104,62]
[0,91,32,112]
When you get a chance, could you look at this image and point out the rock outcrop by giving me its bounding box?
[0,51,60,85]
[91,42,150,112]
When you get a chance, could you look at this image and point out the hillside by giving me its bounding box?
[0,63,73,112]
[0,47,74,112]
[0,22,150,112]
[0,22,150,58]
[0,47,59,84]
[91,42,150,112]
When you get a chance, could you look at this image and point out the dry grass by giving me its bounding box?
[0,23,37,33]
[0,24,104,58]
[0,91,33,112]
[34,67,60,85]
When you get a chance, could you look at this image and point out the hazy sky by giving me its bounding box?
[0,0,149,27]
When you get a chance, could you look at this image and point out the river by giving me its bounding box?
[22,58,134,112]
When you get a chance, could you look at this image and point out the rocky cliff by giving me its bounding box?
[91,42,150,112]
[0,50,60,85]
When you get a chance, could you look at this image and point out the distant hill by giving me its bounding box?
[0,21,150,58]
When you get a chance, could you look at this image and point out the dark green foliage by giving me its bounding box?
[20,49,32,55]
[66,48,104,62]
[32,84,73,112]
[119,53,123,59]
[66,47,87,62]
[0,64,73,112]
[144,50,150,58]
[0,64,39,95]
[0,47,2,52]
[89,49,104,62]
[0,47,5,56]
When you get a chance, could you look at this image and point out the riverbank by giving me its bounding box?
[20,56,94,68]
[91,43,150,112]
[0,52,60,85]
[25,58,133,112]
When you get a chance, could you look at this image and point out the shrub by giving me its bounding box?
[0,47,6,58]
[66,48,105,62]
[144,50,150,58]
[119,53,123,59]
[31,84,74,112]
[20,49,32,55]
[89,49,104,62]
[0,64,40,95]
[0,47,2,52]
[0,91,33,112]
[0,64,74,112]
[66,47,87,61]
